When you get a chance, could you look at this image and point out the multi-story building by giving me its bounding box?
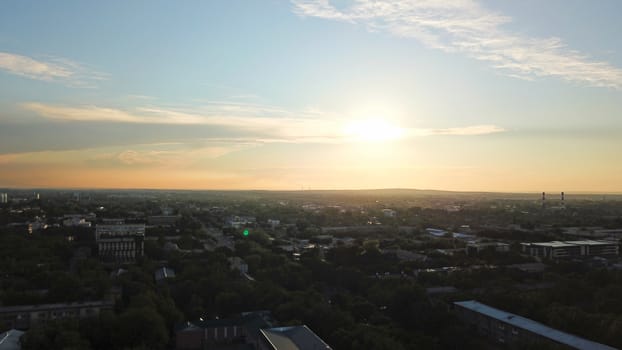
[0,193,7,204]
[95,223,145,263]
[176,311,273,350]
[175,311,332,350]
[0,301,114,331]
[521,240,619,259]
[454,300,615,349]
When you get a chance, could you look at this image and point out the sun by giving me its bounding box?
[344,118,404,142]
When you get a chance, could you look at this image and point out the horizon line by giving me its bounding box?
[1,186,622,196]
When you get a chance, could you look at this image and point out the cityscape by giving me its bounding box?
[1,189,622,349]
[2,1,622,349]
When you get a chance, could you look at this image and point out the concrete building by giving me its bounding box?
[0,193,7,204]
[95,223,145,263]
[521,240,619,259]
[454,300,615,349]
[0,301,114,331]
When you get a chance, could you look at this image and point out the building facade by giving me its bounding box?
[95,224,145,263]
[454,300,615,349]
[0,301,114,331]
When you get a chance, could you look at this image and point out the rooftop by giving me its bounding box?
[454,301,616,350]
[0,329,24,350]
[261,325,332,350]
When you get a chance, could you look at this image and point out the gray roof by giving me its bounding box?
[0,329,24,350]
[454,301,616,350]
[261,325,331,350]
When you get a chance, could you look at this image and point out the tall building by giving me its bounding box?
[95,223,145,263]
[0,193,7,203]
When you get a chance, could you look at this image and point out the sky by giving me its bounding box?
[1,0,621,192]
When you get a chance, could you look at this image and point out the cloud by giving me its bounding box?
[417,124,505,136]
[21,101,504,145]
[292,0,622,88]
[21,102,347,142]
[0,52,106,87]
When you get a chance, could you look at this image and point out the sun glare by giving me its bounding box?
[344,119,404,142]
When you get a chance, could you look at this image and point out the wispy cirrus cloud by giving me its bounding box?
[21,101,504,144]
[417,124,505,136]
[292,0,622,89]
[0,52,107,87]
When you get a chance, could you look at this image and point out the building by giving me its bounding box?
[175,311,273,350]
[426,228,449,237]
[467,242,510,255]
[267,219,280,229]
[226,216,256,229]
[0,329,24,350]
[562,227,622,239]
[454,300,615,349]
[0,301,114,331]
[229,257,249,274]
[521,240,619,259]
[95,223,145,263]
[0,193,7,204]
[62,214,93,227]
[175,312,332,350]
[154,267,176,283]
[259,326,332,350]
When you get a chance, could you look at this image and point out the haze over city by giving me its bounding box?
[1,0,622,192]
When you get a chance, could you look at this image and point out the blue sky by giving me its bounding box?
[1,0,621,191]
